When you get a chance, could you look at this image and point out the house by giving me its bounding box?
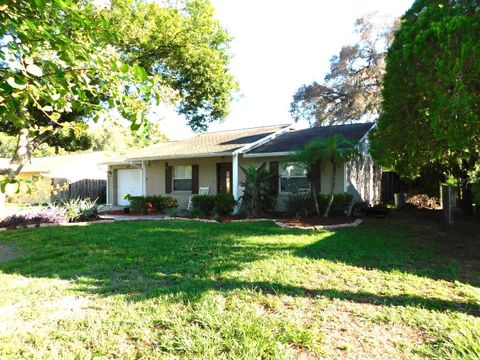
[0,151,116,204]
[105,123,381,211]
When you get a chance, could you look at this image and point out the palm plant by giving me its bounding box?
[288,134,360,218]
[240,163,275,217]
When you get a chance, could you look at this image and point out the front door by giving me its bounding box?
[217,163,233,194]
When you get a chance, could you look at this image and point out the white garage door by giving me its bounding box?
[117,169,143,206]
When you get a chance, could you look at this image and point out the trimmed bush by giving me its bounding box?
[213,193,236,216]
[190,207,206,219]
[284,193,316,219]
[330,192,353,215]
[126,195,178,213]
[192,195,216,215]
[284,192,354,218]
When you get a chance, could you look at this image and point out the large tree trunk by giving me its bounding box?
[323,161,336,218]
[0,129,33,179]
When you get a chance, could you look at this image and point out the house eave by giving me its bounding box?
[125,152,234,162]
[242,151,294,158]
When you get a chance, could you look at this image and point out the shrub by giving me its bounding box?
[26,206,67,225]
[330,192,353,215]
[0,214,28,228]
[0,206,68,228]
[284,193,316,219]
[165,207,180,217]
[127,196,148,213]
[163,196,178,210]
[60,198,99,222]
[192,195,216,215]
[213,193,236,216]
[190,207,206,219]
[284,192,353,219]
[126,195,178,213]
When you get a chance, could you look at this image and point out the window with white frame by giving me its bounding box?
[280,163,309,193]
[173,165,192,191]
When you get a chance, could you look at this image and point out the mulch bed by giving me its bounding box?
[281,215,357,227]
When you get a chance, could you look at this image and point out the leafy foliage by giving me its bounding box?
[240,163,275,217]
[213,193,236,216]
[370,0,480,182]
[0,0,236,179]
[287,135,359,217]
[108,0,238,132]
[192,195,216,215]
[60,198,99,222]
[0,205,67,228]
[126,194,177,213]
[192,193,236,216]
[284,193,316,219]
[284,192,353,219]
[290,13,399,125]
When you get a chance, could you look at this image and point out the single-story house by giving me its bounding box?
[0,151,116,204]
[105,123,381,211]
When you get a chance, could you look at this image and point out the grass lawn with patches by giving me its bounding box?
[0,214,479,359]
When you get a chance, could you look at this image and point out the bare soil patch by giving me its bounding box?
[321,300,426,360]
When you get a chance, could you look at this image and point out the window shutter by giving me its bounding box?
[311,161,321,193]
[269,161,279,195]
[192,165,199,194]
[165,166,172,194]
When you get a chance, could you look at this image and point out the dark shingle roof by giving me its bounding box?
[247,123,374,154]
[126,124,289,160]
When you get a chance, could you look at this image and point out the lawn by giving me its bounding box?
[0,214,479,359]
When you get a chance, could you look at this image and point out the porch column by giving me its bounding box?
[141,161,147,196]
[232,153,240,213]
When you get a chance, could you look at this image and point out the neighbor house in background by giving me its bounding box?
[0,151,116,204]
[105,123,380,211]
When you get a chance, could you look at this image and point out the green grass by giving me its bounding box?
[0,218,479,359]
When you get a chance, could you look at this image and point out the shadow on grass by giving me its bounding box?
[0,220,478,316]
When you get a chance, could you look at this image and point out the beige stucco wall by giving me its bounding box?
[109,155,347,210]
[241,156,345,211]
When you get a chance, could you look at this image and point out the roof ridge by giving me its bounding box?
[191,123,291,136]
[303,122,375,130]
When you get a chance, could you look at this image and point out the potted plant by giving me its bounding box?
[146,202,153,214]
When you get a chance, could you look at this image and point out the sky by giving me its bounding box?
[159,0,414,140]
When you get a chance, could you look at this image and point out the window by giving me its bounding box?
[173,165,192,191]
[280,163,309,193]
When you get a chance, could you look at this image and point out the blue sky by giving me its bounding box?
[159,0,414,139]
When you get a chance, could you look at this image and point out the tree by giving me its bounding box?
[370,0,480,185]
[0,0,237,183]
[289,135,359,217]
[290,13,399,126]
[0,0,157,180]
[107,0,238,131]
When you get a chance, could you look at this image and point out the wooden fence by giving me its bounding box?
[380,172,409,204]
[51,178,106,203]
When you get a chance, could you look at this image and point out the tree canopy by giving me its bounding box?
[0,0,237,179]
[290,13,399,126]
[370,0,480,182]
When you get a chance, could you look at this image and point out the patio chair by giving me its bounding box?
[187,186,209,211]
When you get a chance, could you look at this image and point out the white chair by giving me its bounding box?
[187,186,209,210]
